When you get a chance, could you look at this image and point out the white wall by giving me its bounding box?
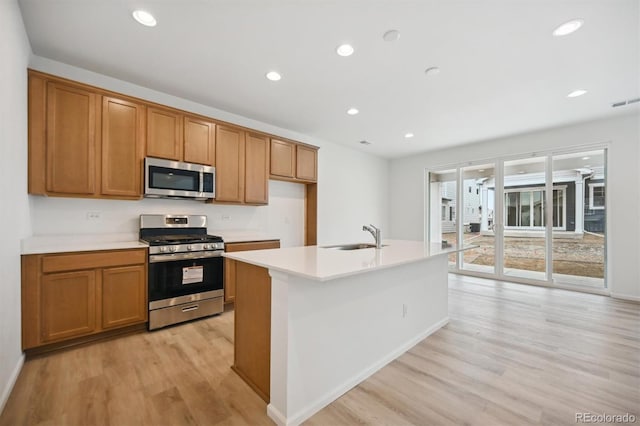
[316,142,389,245]
[31,180,306,248]
[389,113,640,300]
[0,0,31,413]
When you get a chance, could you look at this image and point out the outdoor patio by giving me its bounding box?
[444,232,605,278]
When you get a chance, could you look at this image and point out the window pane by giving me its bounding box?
[593,186,605,207]
[506,193,518,226]
[533,191,543,226]
[520,192,531,227]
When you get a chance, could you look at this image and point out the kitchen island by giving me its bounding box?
[224,239,468,426]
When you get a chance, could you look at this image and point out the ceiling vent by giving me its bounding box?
[611,97,640,108]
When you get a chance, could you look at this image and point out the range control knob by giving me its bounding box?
[169,246,177,252]
[203,244,210,250]
[187,245,193,251]
[159,246,168,253]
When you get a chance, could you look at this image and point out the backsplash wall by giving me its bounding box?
[30,180,305,247]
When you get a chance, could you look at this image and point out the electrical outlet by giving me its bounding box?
[86,211,102,221]
[284,216,290,225]
[221,214,231,221]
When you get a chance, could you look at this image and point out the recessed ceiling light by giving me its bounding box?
[582,156,590,160]
[383,30,401,42]
[265,71,282,81]
[553,19,584,37]
[132,10,157,27]
[404,133,414,139]
[567,89,587,98]
[336,44,354,57]
[478,169,485,172]
[424,67,441,77]
[518,170,526,174]
[584,164,592,168]
[347,108,359,115]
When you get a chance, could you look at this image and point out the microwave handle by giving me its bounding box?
[199,169,203,194]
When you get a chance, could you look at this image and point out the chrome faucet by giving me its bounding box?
[362,224,382,249]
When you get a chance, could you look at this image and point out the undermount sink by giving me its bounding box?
[322,243,388,250]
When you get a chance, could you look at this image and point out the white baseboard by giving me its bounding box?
[267,404,288,426]
[611,293,640,302]
[272,316,449,426]
[0,353,24,415]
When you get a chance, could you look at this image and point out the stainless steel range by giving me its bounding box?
[139,214,224,330]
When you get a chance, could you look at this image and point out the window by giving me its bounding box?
[589,183,605,210]
[504,186,566,229]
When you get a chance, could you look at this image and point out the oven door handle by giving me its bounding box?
[149,251,223,263]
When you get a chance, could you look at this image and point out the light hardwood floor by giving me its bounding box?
[1,275,638,426]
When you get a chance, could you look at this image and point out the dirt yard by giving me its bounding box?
[443,232,605,278]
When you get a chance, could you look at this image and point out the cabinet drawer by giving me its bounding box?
[42,249,146,273]
[225,240,281,253]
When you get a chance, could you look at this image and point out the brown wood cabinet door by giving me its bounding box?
[245,133,269,204]
[224,258,236,303]
[270,139,295,178]
[234,262,271,401]
[146,107,183,160]
[184,116,216,165]
[215,125,245,202]
[41,270,97,343]
[101,96,145,197]
[296,145,318,182]
[46,82,97,194]
[102,265,147,330]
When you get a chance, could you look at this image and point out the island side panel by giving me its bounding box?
[267,255,449,426]
[232,261,271,402]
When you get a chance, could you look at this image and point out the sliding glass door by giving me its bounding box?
[502,157,547,281]
[460,163,496,274]
[551,150,606,288]
[426,147,607,291]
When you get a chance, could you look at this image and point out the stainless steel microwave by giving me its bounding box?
[144,157,215,200]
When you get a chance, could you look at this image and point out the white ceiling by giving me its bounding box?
[18,0,640,158]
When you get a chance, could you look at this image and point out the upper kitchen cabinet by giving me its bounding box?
[270,139,295,179]
[184,115,216,166]
[244,133,270,204]
[43,80,98,195]
[270,138,318,183]
[28,71,144,200]
[146,106,183,161]
[101,96,145,197]
[212,127,270,205]
[296,144,318,182]
[147,108,216,166]
[215,125,246,203]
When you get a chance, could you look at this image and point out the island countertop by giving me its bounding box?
[223,239,471,282]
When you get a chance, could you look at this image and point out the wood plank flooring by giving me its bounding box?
[1,275,638,426]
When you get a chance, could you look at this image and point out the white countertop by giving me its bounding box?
[210,230,280,244]
[223,239,471,282]
[22,234,148,255]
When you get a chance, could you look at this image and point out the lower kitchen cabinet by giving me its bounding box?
[40,270,97,343]
[22,248,147,351]
[102,265,147,330]
[224,240,280,303]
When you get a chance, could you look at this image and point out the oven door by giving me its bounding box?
[148,252,223,304]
